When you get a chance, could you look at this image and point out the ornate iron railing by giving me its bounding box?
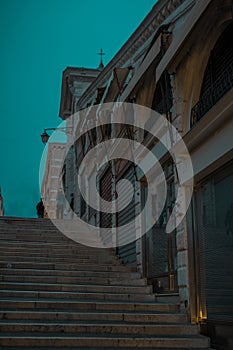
[191,63,233,127]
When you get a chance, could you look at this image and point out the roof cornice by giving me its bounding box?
[77,0,186,109]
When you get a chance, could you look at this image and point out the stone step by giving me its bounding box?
[0,321,199,335]
[0,348,214,350]
[0,248,116,258]
[0,217,211,350]
[0,225,55,230]
[0,233,102,242]
[0,246,117,257]
[0,216,53,221]
[0,290,156,302]
[0,261,136,272]
[0,282,152,294]
[0,310,186,323]
[0,300,179,312]
[1,253,118,266]
[0,244,114,251]
[0,235,99,245]
[0,229,66,234]
[0,268,141,279]
[0,254,117,261]
[0,219,77,225]
[0,226,55,231]
[0,225,92,232]
[0,226,96,233]
[0,247,116,256]
[0,229,100,241]
[155,294,180,304]
[0,240,68,247]
[0,334,210,348]
[0,220,75,226]
[0,235,69,242]
[0,239,102,246]
[0,227,94,236]
[0,242,116,254]
[0,274,147,286]
[0,218,54,226]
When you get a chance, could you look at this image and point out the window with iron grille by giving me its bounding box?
[191,22,233,126]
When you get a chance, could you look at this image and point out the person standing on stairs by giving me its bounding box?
[36,198,44,218]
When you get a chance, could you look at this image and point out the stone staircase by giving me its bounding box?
[0,217,210,349]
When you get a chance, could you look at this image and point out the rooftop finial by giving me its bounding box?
[98,48,105,69]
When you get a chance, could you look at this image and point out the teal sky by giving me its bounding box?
[0,0,156,217]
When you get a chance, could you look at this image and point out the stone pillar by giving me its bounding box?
[176,196,191,314]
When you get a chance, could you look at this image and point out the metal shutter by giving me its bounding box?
[116,164,137,266]
[99,165,113,245]
[196,165,233,321]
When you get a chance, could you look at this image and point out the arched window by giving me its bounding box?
[191,22,233,126]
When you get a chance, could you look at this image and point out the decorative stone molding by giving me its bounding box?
[77,0,187,110]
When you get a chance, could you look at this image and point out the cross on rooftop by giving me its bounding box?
[98,48,105,69]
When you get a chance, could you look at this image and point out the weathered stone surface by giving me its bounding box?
[0,217,210,349]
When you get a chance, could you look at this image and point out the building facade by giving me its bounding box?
[58,1,233,348]
[0,188,4,216]
[41,142,66,219]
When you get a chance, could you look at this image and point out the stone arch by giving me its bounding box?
[189,13,233,127]
[152,70,173,115]
[180,1,233,131]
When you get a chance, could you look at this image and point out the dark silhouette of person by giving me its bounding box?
[36,199,44,218]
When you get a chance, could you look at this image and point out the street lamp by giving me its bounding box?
[40,127,72,144]
[41,130,50,144]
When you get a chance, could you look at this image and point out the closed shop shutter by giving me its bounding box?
[195,163,233,323]
[143,210,178,292]
[99,165,113,244]
[88,170,97,226]
[116,164,137,266]
[141,164,178,293]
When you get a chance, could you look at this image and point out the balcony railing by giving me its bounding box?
[191,63,233,127]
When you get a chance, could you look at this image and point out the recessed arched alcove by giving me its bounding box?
[191,21,233,127]
[144,70,173,138]
[152,70,173,116]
